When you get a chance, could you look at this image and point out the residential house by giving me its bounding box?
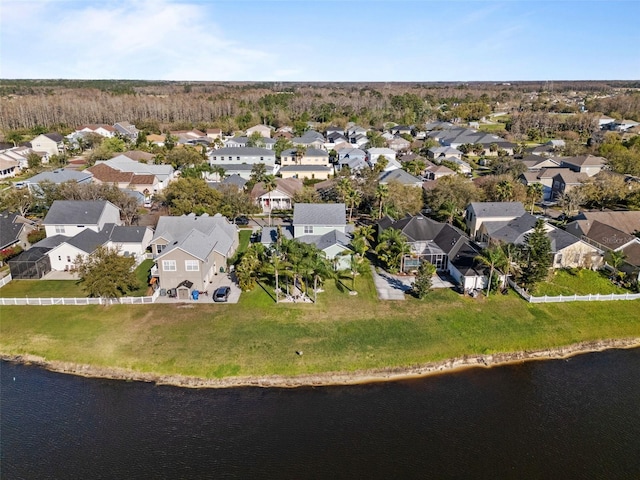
[465,202,526,240]
[169,129,207,144]
[478,213,603,269]
[113,122,139,141]
[336,148,367,171]
[210,147,276,167]
[560,155,607,176]
[97,155,175,190]
[150,213,239,298]
[292,131,326,150]
[292,203,351,269]
[292,203,347,237]
[251,177,304,213]
[377,214,489,289]
[390,125,413,136]
[280,147,332,180]
[346,125,367,138]
[75,124,116,138]
[425,164,456,180]
[29,133,65,156]
[520,155,561,171]
[87,163,159,195]
[0,154,20,178]
[0,211,35,250]
[367,148,397,166]
[46,223,153,272]
[224,137,276,150]
[206,128,223,140]
[42,200,122,238]
[24,168,94,194]
[427,146,463,160]
[565,211,640,238]
[387,137,411,152]
[121,150,155,163]
[378,169,423,188]
[246,124,272,138]
[551,170,588,199]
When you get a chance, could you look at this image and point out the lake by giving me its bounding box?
[2,348,640,479]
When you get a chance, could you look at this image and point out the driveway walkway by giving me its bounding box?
[370,266,411,300]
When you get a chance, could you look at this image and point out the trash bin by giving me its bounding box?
[192,290,199,300]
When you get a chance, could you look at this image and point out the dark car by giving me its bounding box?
[234,216,250,226]
[213,286,231,302]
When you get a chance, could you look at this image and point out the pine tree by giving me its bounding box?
[412,261,436,299]
[520,219,552,289]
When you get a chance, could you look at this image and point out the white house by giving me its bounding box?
[43,200,122,238]
[29,133,65,156]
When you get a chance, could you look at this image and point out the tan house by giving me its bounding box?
[86,163,159,194]
[30,133,65,156]
[251,177,304,213]
[280,147,332,180]
[150,213,239,298]
[246,124,272,138]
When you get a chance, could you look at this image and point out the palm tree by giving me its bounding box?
[375,184,389,219]
[375,228,410,273]
[438,200,460,225]
[345,188,361,223]
[294,146,307,165]
[495,180,513,202]
[526,183,544,214]
[475,245,506,296]
[354,224,375,245]
[607,250,627,280]
[263,174,277,226]
[336,177,352,203]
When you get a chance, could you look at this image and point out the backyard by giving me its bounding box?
[532,269,630,296]
[1,268,638,381]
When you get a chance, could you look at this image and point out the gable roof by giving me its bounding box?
[26,168,93,185]
[293,203,346,226]
[43,200,118,226]
[467,202,525,218]
[378,169,423,185]
[251,177,304,199]
[297,229,351,252]
[571,211,640,235]
[484,213,538,244]
[153,213,237,260]
[0,212,25,249]
[212,147,275,156]
[561,155,607,168]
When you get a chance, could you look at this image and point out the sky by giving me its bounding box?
[1,0,639,82]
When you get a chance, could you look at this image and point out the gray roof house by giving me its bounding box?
[293,203,347,238]
[150,213,239,297]
[296,229,353,270]
[0,211,33,250]
[465,202,526,240]
[378,169,423,187]
[210,147,276,166]
[42,200,122,238]
[24,168,93,193]
[45,223,153,272]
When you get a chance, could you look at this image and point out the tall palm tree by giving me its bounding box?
[495,180,513,202]
[263,174,277,226]
[345,188,361,223]
[375,183,389,219]
[526,183,544,214]
[294,146,307,165]
[474,245,506,297]
[438,199,460,225]
[375,228,410,273]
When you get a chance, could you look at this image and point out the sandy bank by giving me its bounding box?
[3,338,639,389]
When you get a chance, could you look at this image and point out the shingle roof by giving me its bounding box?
[43,200,117,226]
[213,147,275,156]
[378,169,422,185]
[485,213,538,244]
[280,165,331,172]
[251,178,303,199]
[561,155,607,167]
[293,203,346,226]
[468,202,525,218]
[26,168,93,185]
[297,229,351,251]
[573,211,640,235]
[66,228,110,253]
[104,224,151,243]
[0,212,24,249]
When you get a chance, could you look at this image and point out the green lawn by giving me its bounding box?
[0,259,155,298]
[1,268,638,380]
[477,123,507,133]
[532,269,629,296]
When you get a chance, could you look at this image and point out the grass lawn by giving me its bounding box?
[477,123,506,133]
[532,269,629,296]
[1,268,638,380]
[0,259,156,298]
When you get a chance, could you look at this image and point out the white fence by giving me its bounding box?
[0,274,12,288]
[508,278,640,303]
[0,288,160,306]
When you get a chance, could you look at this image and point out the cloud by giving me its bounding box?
[1,0,274,80]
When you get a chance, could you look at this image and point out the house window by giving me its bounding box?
[162,260,177,271]
[156,244,165,253]
[304,225,313,234]
[228,156,232,161]
[237,156,240,161]
[213,156,217,161]
[58,256,62,261]
[185,260,199,271]
[260,157,264,161]
[55,226,66,234]
[67,256,71,262]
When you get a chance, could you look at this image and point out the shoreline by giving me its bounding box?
[3,338,640,389]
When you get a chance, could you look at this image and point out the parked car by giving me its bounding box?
[213,286,231,302]
[234,216,249,226]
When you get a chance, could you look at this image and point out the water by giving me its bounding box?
[2,349,640,479]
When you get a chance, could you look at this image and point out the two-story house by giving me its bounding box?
[465,202,526,241]
[149,213,239,298]
[43,200,122,238]
[280,148,332,180]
